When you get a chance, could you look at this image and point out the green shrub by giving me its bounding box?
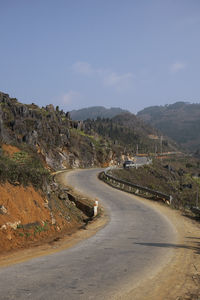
[0,151,51,189]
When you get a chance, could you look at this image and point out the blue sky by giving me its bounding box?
[0,0,200,113]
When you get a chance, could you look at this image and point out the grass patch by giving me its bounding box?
[34,223,49,235]
[0,149,51,189]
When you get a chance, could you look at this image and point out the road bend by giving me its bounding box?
[0,169,177,299]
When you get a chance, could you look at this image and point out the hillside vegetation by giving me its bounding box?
[138,102,200,154]
[0,144,49,189]
[84,113,178,156]
[111,156,200,210]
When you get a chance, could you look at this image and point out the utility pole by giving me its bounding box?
[155,144,157,156]
[124,147,126,159]
[160,135,163,156]
[160,136,163,162]
[196,188,199,208]
[136,144,138,156]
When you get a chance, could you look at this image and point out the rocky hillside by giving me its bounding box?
[70,106,129,121]
[138,102,200,154]
[0,92,113,169]
[0,92,107,253]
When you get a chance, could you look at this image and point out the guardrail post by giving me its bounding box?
[93,199,98,217]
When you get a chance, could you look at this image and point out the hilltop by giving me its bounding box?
[70,106,129,121]
[137,101,200,154]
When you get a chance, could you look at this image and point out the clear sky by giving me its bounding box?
[0,0,200,113]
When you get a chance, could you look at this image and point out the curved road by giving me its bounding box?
[0,169,177,299]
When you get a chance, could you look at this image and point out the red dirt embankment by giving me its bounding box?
[0,144,91,254]
[0,182,83,254]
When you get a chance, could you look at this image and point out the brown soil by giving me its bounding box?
[2,144,20,156]
[0,182,82,254]
[0,171,108,267]
[0,212,108,268]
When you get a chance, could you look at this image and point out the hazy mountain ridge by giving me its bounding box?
[70,106,129,121]
[137,102,200,153]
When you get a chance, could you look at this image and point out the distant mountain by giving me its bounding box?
[137,102,200,152]
[70,106,129,121]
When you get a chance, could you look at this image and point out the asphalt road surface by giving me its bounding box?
[0,169,177,299]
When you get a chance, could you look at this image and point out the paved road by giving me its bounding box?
[0,169,176,299]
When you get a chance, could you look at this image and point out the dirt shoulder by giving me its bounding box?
[0,211,108,268]
[120,195,200,300]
